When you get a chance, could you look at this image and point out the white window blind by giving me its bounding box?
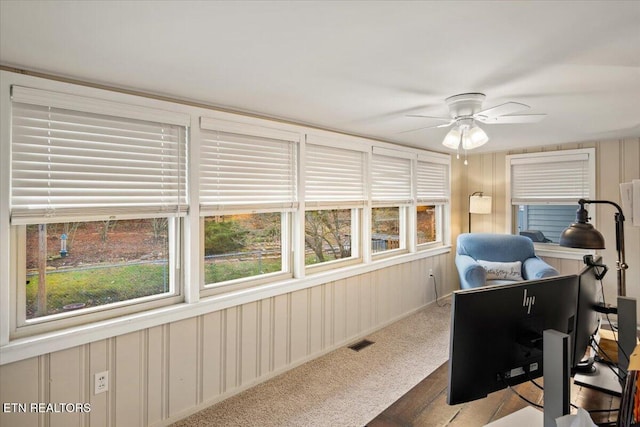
[510,152,592,204]
[304,143,366,207]
[199,125,298,214]
[371,151,412,205]
[10,98,187,224]
[416,160,449,204]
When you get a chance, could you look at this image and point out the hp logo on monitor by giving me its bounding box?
[523,289,535,314]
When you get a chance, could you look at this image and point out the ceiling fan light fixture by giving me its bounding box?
[462,125,489,150]
[442,127,461,149]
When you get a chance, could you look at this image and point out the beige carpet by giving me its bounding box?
[172,300,451,427]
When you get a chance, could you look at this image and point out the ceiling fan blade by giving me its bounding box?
[397,121,454,134]
[477,114,547,124]
[405,114,452,122]
[475,102,530,119]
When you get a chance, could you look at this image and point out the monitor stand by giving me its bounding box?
[573,362,621,396]
[484,330,570,427]
[574,296,637,397]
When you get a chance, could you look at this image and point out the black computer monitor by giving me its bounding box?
[447,275,580,405]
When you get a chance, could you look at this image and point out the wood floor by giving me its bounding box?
[366,362,620,427]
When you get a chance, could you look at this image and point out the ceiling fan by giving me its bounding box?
[405,93,546,151]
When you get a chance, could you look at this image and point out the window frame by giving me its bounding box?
[416,204,444,249]
[6,83,190,338]
[505,148,596,256]
[199,210,293,296]
[370,205,409,259]
[11,217,184,338]
[415,153,449,251]
[303,134,370,272]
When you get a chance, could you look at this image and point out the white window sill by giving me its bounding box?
[533,243,596,260]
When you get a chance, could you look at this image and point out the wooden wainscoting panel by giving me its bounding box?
[272,294,290,371]
[290,289,309,364]
[114,331,143,427]
[332,279,348,345]
[201,311,223,400]
[308,285,324,355]
[239,301,259,386]
[168,318,198,418]
[0,358,40,427]
[49,346,82,427]
[88,339,108,427]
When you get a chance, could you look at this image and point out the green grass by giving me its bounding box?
[26,264,168,318]
[204,258,281,284]
[27,257,284,318]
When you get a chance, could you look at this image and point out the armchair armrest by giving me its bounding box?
[522,257,559,280]
[455,254,487,289]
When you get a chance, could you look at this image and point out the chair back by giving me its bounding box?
[457,233,536,263]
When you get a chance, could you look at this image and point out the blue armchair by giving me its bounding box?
[456,233,559,289]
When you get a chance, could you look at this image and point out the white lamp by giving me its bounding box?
[442,128,461,149]
[463,125,489,150]
[441,121,489,153]
[469,192,492,232]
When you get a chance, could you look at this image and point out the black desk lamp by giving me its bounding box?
[559,199,635,396]
[559,198,628,296]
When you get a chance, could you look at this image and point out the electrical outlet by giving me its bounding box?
[95,371,108,395]
[429,268,434,277]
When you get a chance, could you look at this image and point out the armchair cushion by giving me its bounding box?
[456,233,559,289]
[476,260,523,281]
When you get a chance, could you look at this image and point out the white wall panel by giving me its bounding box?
[88,340,108,427]
[258,299,272,376]
[222,307,239,393]
[272,294,289,371]
[168,319,197,418]
[49,347,83,427]
[309,286,324,355]
[115,332,143,427]
[345,276,361,339]
[0,358,40,427]
[201,312,222,400]
[146,326,165,425]
[240,302,258,386]
[290,289,309,364]
[332,279,347,345]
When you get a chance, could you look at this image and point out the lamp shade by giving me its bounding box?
[469,195,492,214]
[442,128,461,149]
[559,222,605,249]
[462,125,489,150]
[558,203,606,249]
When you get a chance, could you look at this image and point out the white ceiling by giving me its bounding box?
[1,1,639,154]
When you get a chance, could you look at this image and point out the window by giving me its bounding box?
[23,218,173,320]
[415,155,449,247]
[305,209,353,265]
[370,147,412,256]
[416,205,437,245]
[198,118,297,292]
[304,137,367,268]
[10,86,188,335]
[203,213,285,285]
[516,205,578,243]
[371,207,402,253]
[507,148,595,244]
